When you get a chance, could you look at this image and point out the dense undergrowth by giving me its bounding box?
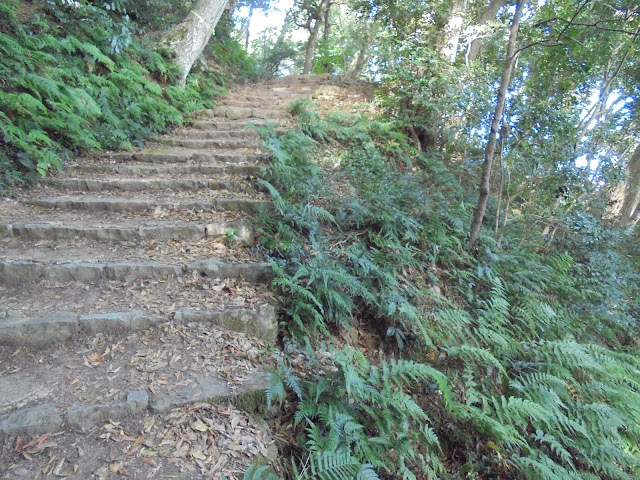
[0,0,255,190]
[252,101,640,480]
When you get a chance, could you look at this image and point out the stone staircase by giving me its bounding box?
[0,74,342,478]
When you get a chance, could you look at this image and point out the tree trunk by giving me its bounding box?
[630,203,640,228]
[438,0,467,63]
[467,0,504,62]
[469,0,524,246]
[323,1,332,42]
[302,0,329,74]
[616,143,640,227]
[161,0,229,85]
[244,4,254,50]
[541,195,563,237]
[350,27,372,78]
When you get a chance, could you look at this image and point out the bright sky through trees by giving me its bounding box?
[235,0,311,51]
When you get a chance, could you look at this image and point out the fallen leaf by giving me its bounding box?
[191,450,207,460]
[191,420,208,432]
[13,435,22,452]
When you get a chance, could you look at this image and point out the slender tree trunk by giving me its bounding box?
[573,36,634,148]
[469,0,524,246]
[494,136,505,237]
[350,27,372,78]
[323,1,332,42]
[467,0,504,62]
[319,1,333,72]
[160,0,229,84]
[303,0,329,74]
[617,144,640,227]
[541,196,563,237]
[244,4,254,50]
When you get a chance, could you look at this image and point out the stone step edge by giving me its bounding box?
[0,257,273,285]
[173,129,260,138]
[156,138,261,148]
[0,371,269,436]
[44,178,256,194]
[0,220,253,244]
[106,151,268,164]
[204,107,290,121]
[25,196,265,214]
[69,164,263,176]
[0,304,276,348]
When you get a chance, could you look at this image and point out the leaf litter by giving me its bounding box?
[0,320,278,479]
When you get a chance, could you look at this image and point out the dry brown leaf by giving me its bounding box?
[142,416,156,433]
[191,419,208,432]
[87,353,103,362]
[125,436,143,457]
[191,450,207,460]
[13,435,22,453]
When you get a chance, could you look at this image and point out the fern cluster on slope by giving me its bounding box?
[0,0,251,189]
[251,101,640,479]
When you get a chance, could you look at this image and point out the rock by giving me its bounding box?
[150,376,230,413]
[79,311,162,335]
[44,262,104,283]
[0,312,79,346]
[225,106,252,120]
[189,257,272,283]
[0,376,52,415]
[174,304,277,342]
[0,403,63,435]
[0,261,44,284]
[66,390,149,431]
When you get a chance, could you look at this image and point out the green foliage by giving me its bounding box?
[253,101,640,479]
[203,10,259,84]
[0,0,228,190]
[266,348,446,479]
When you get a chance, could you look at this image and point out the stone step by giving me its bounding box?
[107,149,267,164]
[224,91,308,101]
[0,318,274,439]
[262,73,337,84]
[191,118,275,130]
[258,85,341,96]
[45,177,254,194]
[219,98,299,108]
[204,106,290,120]
[0,371,270,445]
[174,128,258,139]
[156,137,261,149]
[70,162,262,177]
[0,257,272,285]
[0,273,271,331]
[0,219,253,243]
[26,195,264,214]
[0,234,257,265]
[0,304,276,347]
[267,85,316,94]
[0,199,251,227]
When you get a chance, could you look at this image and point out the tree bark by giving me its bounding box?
[630,203,640,228]
[302,0,329,74]
[616,143,640,227]
[438,0,467,63]
[469,0,524,246]
[350,27,372,78]
[467,0,504,62]
[160,0,229,85]
[323,1,332,42]
[244,4,254,50]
